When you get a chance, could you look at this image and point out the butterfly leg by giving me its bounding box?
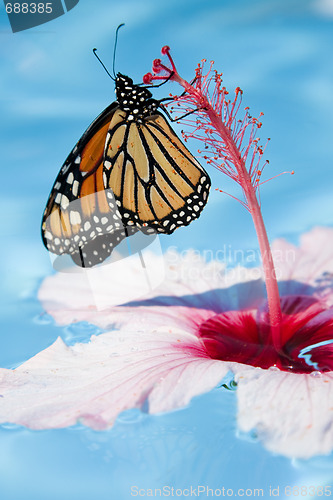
[159,102,203,122]
[157,76,202,122]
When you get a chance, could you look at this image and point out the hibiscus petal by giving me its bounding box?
[235,366,333,458]
[0,331,228,430]
[272,227,333,302]
[38,249,265,328]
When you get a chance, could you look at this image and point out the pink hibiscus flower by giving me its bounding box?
[0,227,333,459]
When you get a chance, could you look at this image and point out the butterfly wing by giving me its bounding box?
[42,73,211,269]
[42,102,138,267]
[103,110,210,234]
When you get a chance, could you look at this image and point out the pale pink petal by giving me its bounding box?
[235,366,333,458]
[39,227,333,328]
[39,227,333,329]
[38,251,168,326]
[39,249,265,327]
[272,227,333,302]
[0,329,229,430]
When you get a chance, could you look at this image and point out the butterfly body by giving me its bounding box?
[115,73,158,121]
[42,73,211,267]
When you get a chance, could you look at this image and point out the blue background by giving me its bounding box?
[1,0,333,498]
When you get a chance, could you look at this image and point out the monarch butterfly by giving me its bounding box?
[41,63,211,268]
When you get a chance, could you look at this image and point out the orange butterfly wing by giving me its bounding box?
[41,103,137,267]
[103,110,210,234]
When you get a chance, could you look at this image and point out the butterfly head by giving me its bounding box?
[115,73,159,121]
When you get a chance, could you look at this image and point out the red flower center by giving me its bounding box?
[198,295,333,373]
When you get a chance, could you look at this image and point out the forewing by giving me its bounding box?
[42,103,135,267]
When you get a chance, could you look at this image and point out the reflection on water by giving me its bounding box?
[1,386,332,500]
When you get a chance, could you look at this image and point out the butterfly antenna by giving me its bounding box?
[113,23,125,78]
[93,48,115,81]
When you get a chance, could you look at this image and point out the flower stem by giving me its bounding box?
[173,76,283,350]
[245,186,283,351]
[209,109,282,351]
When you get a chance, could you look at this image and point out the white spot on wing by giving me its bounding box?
[67,172,74,184]
[70,211,81,225]
[72,180,79,197]
[62,164,70,174]
[61,195,69,210]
